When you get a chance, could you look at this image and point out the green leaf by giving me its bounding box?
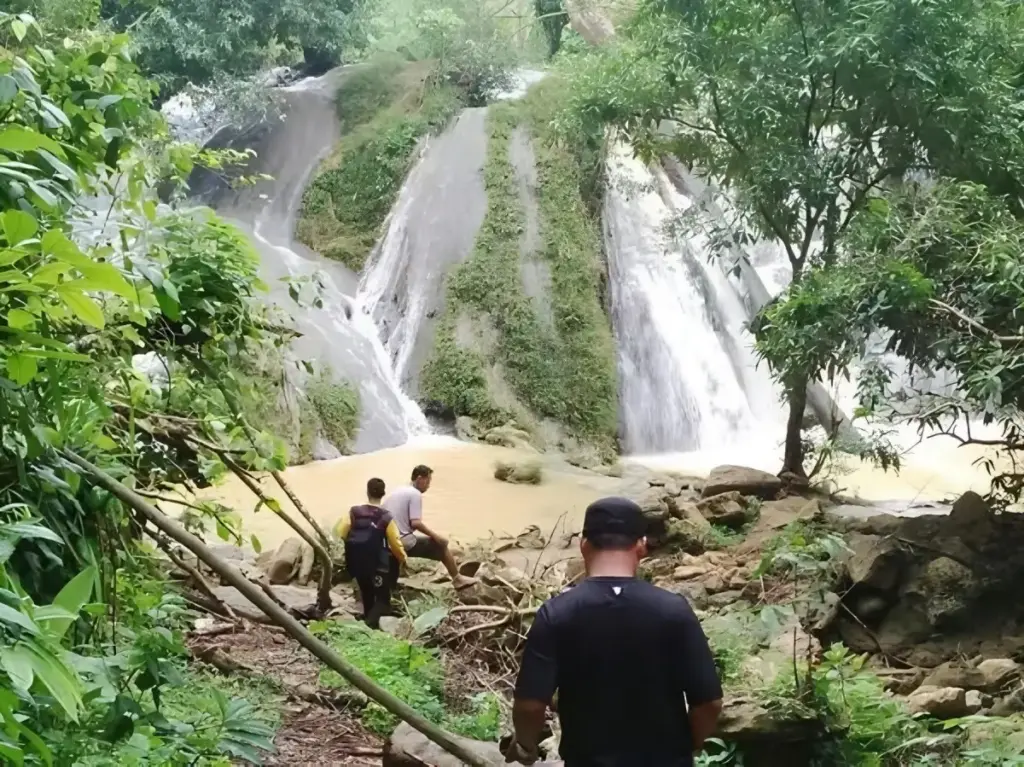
[47,566,95,640]
[6,308,35,330]
[1,645,34,691]
[265,498,283,514]
[55,285,104,329]
[10,20,27,42]
[0,520,62,544]
[0,76,16,105]
[0,126,61,157]
[1,210,37,246]
[5,354,37,386]
[23,641,82,721]
[0,603,38,635]
[250,534,262,554]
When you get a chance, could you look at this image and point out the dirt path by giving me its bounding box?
[188,625,383,765]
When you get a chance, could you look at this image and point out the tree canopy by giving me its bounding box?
[561,0,1024,475]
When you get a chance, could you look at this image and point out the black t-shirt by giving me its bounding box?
[514,576,722,767]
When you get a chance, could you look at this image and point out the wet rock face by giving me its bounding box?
[824,491,1024,664]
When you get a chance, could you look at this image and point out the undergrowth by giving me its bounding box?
[420,77,618,448]
[306,371,360,453]
[310,619,501,740]
[296,56,465,273]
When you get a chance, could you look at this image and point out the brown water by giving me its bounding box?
[197,438,629,547]
[189,434,1002,550]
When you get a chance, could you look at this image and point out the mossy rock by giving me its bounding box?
[493,460,543,485]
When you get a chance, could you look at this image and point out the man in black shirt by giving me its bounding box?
[506,496,724,766]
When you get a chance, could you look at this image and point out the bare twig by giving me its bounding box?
[151,532,238,620]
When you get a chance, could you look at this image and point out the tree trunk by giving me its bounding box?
[63,450,490,767]
[782,379,808,478]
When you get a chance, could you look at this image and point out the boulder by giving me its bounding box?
[715,698,825,766]
[483,422,536,451]
[977,659,1021,692]
[455,416,481,441]
[658,518,706,554]
[384,722,561,767]
[696,492,752,529]
[964,690,988,714]
[675,501,714,531]
[673,565,710,580]
[905,686,969,719]
[845,534,907,594]
[493,460,544,485]
[295,539,315,585]
[702,466,783,500]
[264,537,306,585]
[922,662,987,692]
[912,556,977,626]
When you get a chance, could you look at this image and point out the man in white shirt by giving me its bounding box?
[383,465,475,590]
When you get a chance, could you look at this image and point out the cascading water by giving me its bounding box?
[358,107,490,395]
[183,69,428,453]
[604,144,784,456]
[359,70,545,395]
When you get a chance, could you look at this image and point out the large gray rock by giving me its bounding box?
[716,698,824,766]
[702,466,783,500]
[696,492,752,529]
[384,722,561,766]
[845,534,907,593]
[906,686,969,719]
[977,659,1021,693]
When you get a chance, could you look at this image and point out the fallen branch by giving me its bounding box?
[149,530,238,621]
[185,594,272,625]
[64,450,489,767]
[270,469,331,549]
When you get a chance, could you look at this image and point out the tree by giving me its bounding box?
[562,0,1024,475]
[757,180,1024,505]
[103,0,365,94]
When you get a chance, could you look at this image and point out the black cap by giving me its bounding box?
[582,497,646,541]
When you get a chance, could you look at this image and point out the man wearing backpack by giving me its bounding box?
[334,477,407,629]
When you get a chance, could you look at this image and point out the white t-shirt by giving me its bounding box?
[382,485,423,548]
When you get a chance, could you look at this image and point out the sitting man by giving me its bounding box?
[334,477,407,629]
[383,465,475,590]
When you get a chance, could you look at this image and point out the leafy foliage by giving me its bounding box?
[102,0,366,95]
[757,181,1024,507]
[560,0,1024,473]
[296,58,464,272]
[311,619,502,740]
[421,77,618,448]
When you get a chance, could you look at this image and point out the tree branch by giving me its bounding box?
[929,299,1024,344]
[63,450,490,767]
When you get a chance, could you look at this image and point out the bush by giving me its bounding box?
[311,619,502,739]
[306,372,360,452]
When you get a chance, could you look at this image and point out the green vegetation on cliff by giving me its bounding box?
[420,78,618,448]
[296,57,464,272]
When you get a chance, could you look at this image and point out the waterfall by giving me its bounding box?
[357,108,490,395]
[604,144,784,456]
[182,69,428,453]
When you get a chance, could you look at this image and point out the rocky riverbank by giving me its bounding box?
[170,462,1024,764]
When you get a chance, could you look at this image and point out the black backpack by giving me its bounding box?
[344,505,391,579]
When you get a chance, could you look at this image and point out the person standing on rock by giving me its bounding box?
[334,477,407,629]
[505,496,724,766]
[383,465,476,590]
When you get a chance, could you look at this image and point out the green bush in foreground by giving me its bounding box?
[311,619,501,740]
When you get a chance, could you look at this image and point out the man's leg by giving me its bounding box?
[408,535,475,588]
[365,572,388,630]
[355,574,375,621]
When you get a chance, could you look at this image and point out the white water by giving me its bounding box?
[604,144,785,455]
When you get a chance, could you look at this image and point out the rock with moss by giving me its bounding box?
[306,372,360,454]
[483,422,536,451]
[493,460,543,485]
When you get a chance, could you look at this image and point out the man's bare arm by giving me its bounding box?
[510,698,547,756]
[690,698,723,753]
[411,518,447,545]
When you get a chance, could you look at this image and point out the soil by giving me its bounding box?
[186,624,383,766]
